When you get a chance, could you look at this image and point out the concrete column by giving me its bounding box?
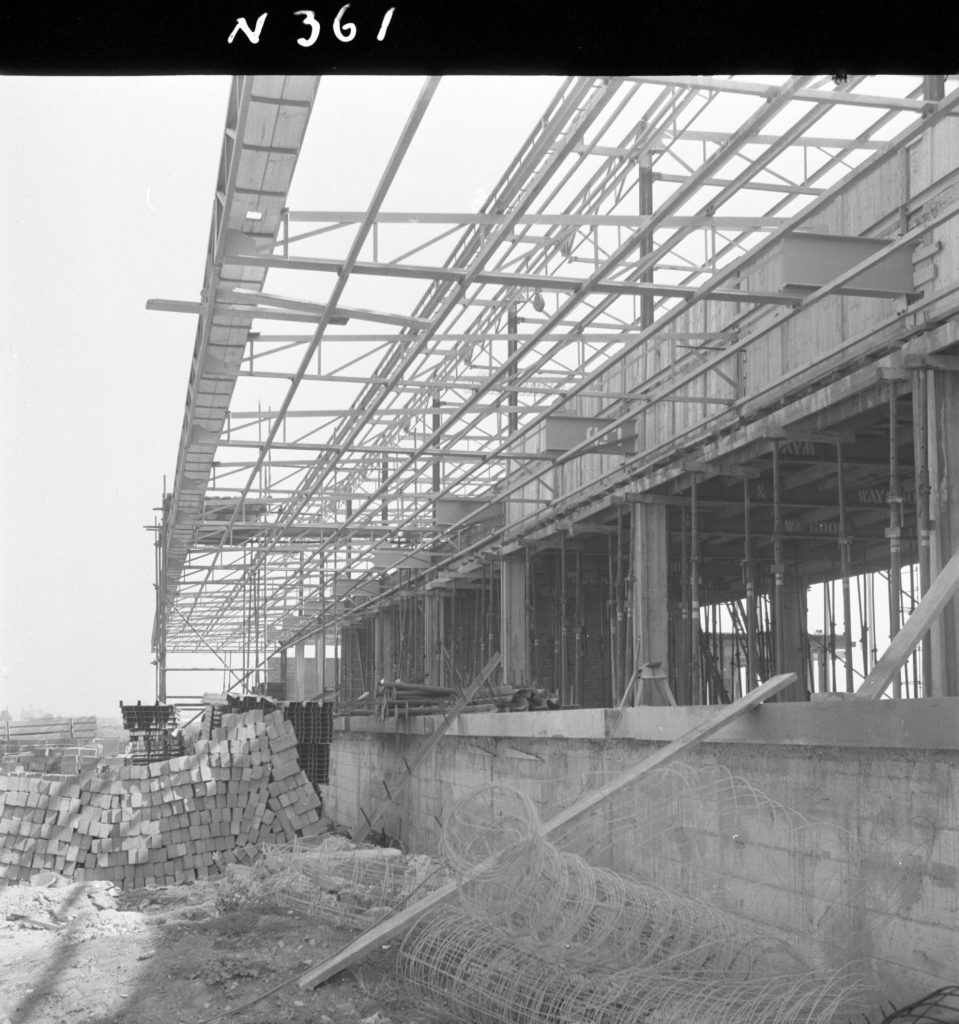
[500,554,529,690]
[928,369,959,696]
[632,502,669,703]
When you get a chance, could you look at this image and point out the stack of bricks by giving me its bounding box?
[58,746,101,775]
[0,708,324,889]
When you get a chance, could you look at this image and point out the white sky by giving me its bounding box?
[0,76,230,718]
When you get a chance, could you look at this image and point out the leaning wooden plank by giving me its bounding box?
[363,653,502,832]
[856,547,959,699]
[617,667,640,709]
[298,671,795,989]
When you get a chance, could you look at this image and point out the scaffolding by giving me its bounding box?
[149,74,959,708]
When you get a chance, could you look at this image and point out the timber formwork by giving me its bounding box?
[151,74,959,709]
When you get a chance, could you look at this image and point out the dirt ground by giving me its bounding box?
[0,871,441,1024]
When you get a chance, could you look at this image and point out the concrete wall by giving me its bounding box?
[327,698,959,1006]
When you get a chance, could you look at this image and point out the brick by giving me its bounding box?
[269,731,299,754]
[271,759,301,783]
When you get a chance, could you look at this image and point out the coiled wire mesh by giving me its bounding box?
[399,780,876,1024]
[399,907,873,1024]
[879,985,959,1024]
[256,836,444,929]
[439,782,804,976]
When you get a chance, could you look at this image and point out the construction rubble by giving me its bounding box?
[0,843,435,1024]
[258,836,445,929]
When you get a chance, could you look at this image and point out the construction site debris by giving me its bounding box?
[0,869,428,1024]
[399,907,873,1024]
[298,674,797,990]
[398,781,875,1024]
[0,876,153,943]
[6,913,62,930]
[254,834,446,931]
[376,680,460,719]
[441,782,807,973]
[491,686,560,712]
[878,985,959,1024]
[375,679,561,718]
[375,658,505,721]
[0,707,324,889]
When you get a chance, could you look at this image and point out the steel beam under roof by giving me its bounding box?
[151,74,956,681]
[153,75,321,660]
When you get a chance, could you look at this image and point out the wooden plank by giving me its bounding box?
[7,734,98,744]
[298,671,795,989]
[617,668,640,709]
[11,717,98,731]
[362,654,502,832]
[12,726,98,735]
[856,548,959,699]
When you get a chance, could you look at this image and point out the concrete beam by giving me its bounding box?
[337,696,959,752]
[775,232,919,299]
